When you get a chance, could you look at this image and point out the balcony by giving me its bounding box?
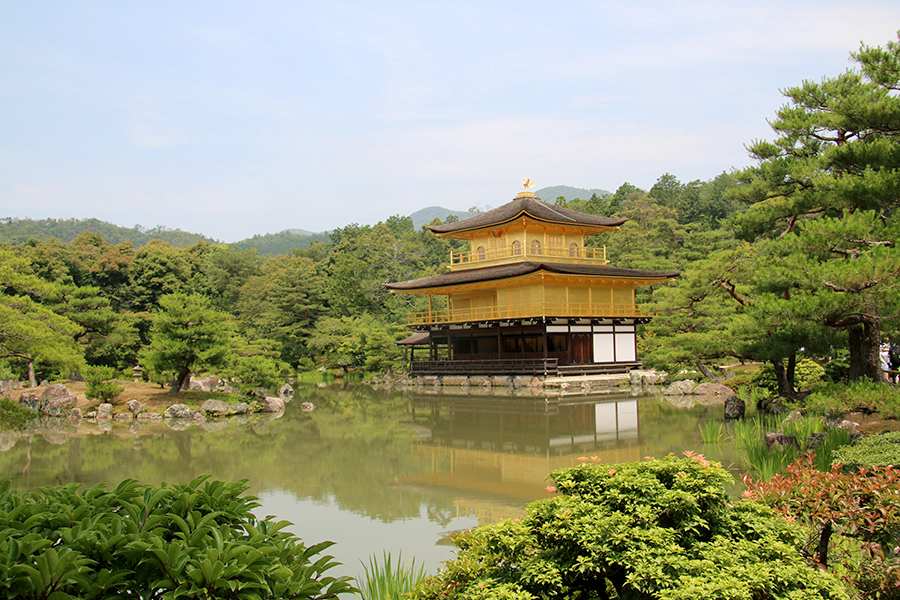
[405,302,651,326]
[449,245,607,270]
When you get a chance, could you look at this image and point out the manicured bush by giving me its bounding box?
[794,358,826,391]
[410,454,848,600]
[0,476,356,599]
[744,457,900,596]
[832,431,900,470]
[83,365,124,402]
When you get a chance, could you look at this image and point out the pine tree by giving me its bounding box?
[730,33,900,381]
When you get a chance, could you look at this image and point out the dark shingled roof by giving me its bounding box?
[428,195,625,234]
[385,261,679,291]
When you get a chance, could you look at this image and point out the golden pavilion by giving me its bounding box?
[386,184,678,376]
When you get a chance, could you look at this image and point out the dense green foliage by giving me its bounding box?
[801,381,900,419]
[0,476,355,599]
[232,230,332,256]
[0,399,37,431]
[641,32,900,395]
[411,455,847,600]
[83,366,124,402]
[140,294,234,392]
[831,431,900,469]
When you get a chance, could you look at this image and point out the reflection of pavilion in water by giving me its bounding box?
[402,393,647,524]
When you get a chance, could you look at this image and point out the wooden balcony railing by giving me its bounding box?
[449,245,607,269]
[406,302,651,326]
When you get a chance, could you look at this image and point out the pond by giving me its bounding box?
[0,384,743,582]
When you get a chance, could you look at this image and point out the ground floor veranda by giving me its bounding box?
[401,317,649,376]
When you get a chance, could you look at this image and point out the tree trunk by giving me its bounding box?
[695,360,720,382]
[815,521,833,568]
[786,353,796,393]
[848,321,883,382]
[27,354,36,388]
[772,359,794,398]
[170,365,191,394]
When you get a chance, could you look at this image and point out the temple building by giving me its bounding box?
[385,184,678,376]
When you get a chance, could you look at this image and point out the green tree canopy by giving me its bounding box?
[0,247,83,385]
[729,33,900,380]
[139,293,233,392]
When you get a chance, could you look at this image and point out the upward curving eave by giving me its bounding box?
[427,196,625,237]
[385,261,679,294]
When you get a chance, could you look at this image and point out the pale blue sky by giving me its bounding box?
[2,1,899,241]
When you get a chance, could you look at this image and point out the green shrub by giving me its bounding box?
[0,361,17,382]
[0,398,36,431]
[410,455,848,600]
[832,431,900,470]
[229,354,289,393]
[749,360,823,394]
[83,365,124,402]
[751,363,779,393]
[723,369,757,389]
[794,358,826,391]
[822,354,851,383]
[0,476,356,599]
[803,381,900,419]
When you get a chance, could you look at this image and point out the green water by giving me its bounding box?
[0,384,739,580]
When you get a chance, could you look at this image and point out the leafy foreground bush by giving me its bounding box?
[411,454,848,600]
[0,476,355,599]
[744,457,900,597]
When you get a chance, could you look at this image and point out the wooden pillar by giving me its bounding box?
[543,324,549,361]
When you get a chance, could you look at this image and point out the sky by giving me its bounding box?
[2,2,899,242]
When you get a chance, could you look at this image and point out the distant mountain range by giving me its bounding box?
[533,185,611,202]
[0,185,610,255]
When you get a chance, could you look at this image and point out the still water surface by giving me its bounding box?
[0,384,741,581]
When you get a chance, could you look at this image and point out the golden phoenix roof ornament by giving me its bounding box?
[517,178,536,198]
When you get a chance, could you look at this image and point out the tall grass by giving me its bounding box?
[733,412,855,480]
[356,552,428,600]
[810,427,854,472]
[732,415,799,480]
[781,415,825,442]
[699,420,725,444]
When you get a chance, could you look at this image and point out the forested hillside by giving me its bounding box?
[0,218,219,247]
[1,35,899,398]
[231,230,333,256]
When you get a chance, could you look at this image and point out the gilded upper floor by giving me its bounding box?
[428,192,624,272]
